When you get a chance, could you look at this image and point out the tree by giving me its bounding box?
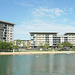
[72,46,75,51]
[57,41,73,51]
[61,41,73,47]
[37,42,43,48]
[13,46,19,49]
[57,43,63,48]
[0,41,13,52]
[16,39,21,46]
[43,43,49,50]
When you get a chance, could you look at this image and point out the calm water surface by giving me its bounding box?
[0,54,75,75]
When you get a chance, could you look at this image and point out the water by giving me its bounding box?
[0,54,75,75]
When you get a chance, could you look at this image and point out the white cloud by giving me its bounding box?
[14,19,75,39]
[32,7,65,18]
[69,8,73,12]
[14,7,74,39]
[70,22,75,25]
[15,1,33,7]
[63,7,73,13]
[62,18,69,22]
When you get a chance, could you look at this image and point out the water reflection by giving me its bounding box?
[0,54,75,75]
[13,55,31,75]
[30,54,50,75]
[52,54,65,74]
[0,55,13,75]
[30,54,75,75]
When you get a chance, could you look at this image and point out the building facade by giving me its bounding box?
[30,32,75,48]
[64,33,75,46]
[14,40,30,48]
[0,20,15,42]
[30,32,58,48]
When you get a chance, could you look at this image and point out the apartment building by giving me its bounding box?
[0,20,15,42]
[14,40,30,47]
[30,32,58,48]
[30,32,75,48]
[64,33,75,46]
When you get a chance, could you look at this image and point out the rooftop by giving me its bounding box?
[14,40,30,41]
[29,32,58,34]
[64,32,75,35]
[0,20,16,25]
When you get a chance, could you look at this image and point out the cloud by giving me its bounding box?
[15,1,33,7]
[63,7,73,13]
[61,18,69,22]
[69,8,73,12]
[32,7,66,19]
[14,7,74,39]
[14,19,75,39]
[70,22,75,25]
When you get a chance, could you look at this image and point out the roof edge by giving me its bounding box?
[0,20,16,25]
[29,32,58,34]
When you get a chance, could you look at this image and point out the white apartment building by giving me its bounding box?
[0,20,15,42]
[30,32,75,48]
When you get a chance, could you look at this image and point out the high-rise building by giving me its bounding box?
[0,20,15,42]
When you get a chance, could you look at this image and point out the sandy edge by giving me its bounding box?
[0,51,75,55]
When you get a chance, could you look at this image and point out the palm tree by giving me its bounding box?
[16,39,21,46]
[43,43,49,50]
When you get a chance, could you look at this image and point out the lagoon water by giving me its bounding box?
[0,54,75,75]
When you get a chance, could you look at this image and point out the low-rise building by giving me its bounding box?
[14,40,30,48]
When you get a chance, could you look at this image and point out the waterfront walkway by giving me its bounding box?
[0,51,75,55]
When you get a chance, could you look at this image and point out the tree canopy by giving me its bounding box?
[38,42,44,48]
[43,43,49,49]
[0,41,13,51]
[57,43,63,48]
[16,39,21,46]
[61,41,73,47]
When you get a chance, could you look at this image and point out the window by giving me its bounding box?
[31,34,34,36]
[10,38,12,40]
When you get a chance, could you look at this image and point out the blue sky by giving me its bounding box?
[0,0,75,40]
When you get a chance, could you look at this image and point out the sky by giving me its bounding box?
[0,0,75,40]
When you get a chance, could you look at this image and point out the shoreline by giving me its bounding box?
[0,51,75,55]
